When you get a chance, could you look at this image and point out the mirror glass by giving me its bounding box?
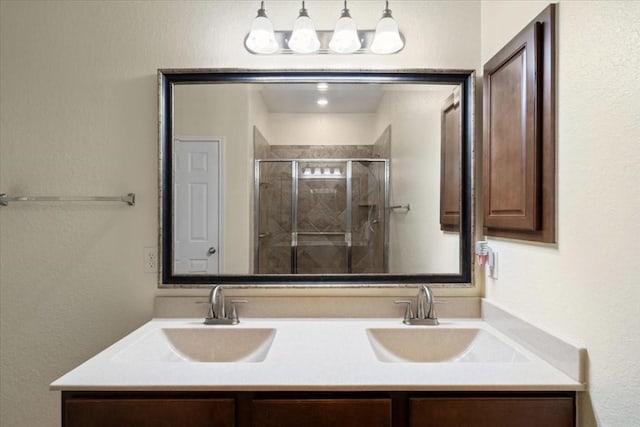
[160,70,473,286]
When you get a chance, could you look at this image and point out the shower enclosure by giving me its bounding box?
[255,159,389,274]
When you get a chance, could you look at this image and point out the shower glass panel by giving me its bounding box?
[255,159,388,274]
[256,161,292,274]
[296,161,349,274]
[351,160,388,273]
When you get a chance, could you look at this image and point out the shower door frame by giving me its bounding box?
[254,158,390,275]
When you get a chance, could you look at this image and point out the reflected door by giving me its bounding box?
[173,138,221,274]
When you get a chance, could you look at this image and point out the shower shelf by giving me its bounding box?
[299,176,346,180]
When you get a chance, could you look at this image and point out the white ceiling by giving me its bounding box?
[260,83,384,114]
[260,83,457,114]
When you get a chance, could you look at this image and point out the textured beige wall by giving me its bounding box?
[480,1,640,426]
[0,2,480,426]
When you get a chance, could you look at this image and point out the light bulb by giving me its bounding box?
[245,1,279,54]
[288,1,320,54]
[329,1,361,54]
[371,2,404,54]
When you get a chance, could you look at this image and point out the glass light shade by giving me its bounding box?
[245,15,279,54]
[371,15,404,54]
[329,13,361,54]
[288,14,320,53]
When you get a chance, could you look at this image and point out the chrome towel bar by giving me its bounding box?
[0,193,135,206]
[389,203,410,212]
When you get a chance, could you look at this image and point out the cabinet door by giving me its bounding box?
[64,398,234,427]
[251,398,392,427]
[482,4,556,243]
[410,397,574,427]
[440,92,461,232]
[483,19,541,233]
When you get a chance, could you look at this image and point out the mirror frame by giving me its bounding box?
[159,69,474,287]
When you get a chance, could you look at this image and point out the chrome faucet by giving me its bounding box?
[395,285,439,325]
[209,285,225,319]
[202,285,247,325]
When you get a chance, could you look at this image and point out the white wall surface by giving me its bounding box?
[0,1,481,426]
[379,89,460,274]
[174,84,253,273]
[480,2,640,426]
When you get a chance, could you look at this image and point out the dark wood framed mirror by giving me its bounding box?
[159,69,474,286]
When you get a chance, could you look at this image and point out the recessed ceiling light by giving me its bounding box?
[317,98,328,106]
[317,82,329,91]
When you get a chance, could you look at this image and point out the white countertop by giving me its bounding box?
[50,318,584,392]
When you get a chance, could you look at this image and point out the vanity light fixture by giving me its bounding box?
[244,1,404,55]
[370,1,404,54]
[328,0,361,54]
[288,1,321,53]
[245,1,279,54]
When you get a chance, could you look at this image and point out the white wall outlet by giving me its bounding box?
[144,247,157,273]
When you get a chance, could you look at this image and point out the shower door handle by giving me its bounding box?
[208,247,217,256]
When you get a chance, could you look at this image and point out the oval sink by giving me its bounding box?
[113,328,276,363]
[366,328,527,363]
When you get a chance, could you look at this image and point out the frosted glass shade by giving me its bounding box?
[288,15,320,53]
[329,16,361,54]
[371,16,404,54]
[245,15,279,54]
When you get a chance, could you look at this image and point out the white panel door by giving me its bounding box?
[173,137,222,274]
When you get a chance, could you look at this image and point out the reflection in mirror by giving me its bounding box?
[160,71,473,286]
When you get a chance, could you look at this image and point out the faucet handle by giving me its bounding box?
[394,300,414,323]
[196,299,214,318]
[229,300,248,324]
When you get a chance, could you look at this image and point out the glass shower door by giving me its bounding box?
[256,161,292,274]
[295,161,349,274]
[351,160,388,273]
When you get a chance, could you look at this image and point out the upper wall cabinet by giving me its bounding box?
[483,4,556,243]
[441,91,461,232]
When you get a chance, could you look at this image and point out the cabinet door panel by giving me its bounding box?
[440,92,461,231]
[483,21,541,232]
[65,398,234,427]
[251,398,392,427]
[482,4,556,243]
[410,397,574,427]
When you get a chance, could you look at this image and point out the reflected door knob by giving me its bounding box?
[208,247,216,255]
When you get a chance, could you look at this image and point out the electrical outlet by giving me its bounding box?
[144,247,157,273]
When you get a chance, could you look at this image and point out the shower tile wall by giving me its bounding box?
[268,145,375,160]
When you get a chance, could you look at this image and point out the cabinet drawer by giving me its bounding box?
[64,397,234,427]
[410,397,574,427]
[251,398,392,427]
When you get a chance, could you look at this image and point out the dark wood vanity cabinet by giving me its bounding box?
[62,391,575,427]
[482,4,556,243]
[251,398,392,427]
[63,395,234,427]
[410,395,574,427]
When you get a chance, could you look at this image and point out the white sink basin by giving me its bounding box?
[366,328,528,363]
[113,328,276,363]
